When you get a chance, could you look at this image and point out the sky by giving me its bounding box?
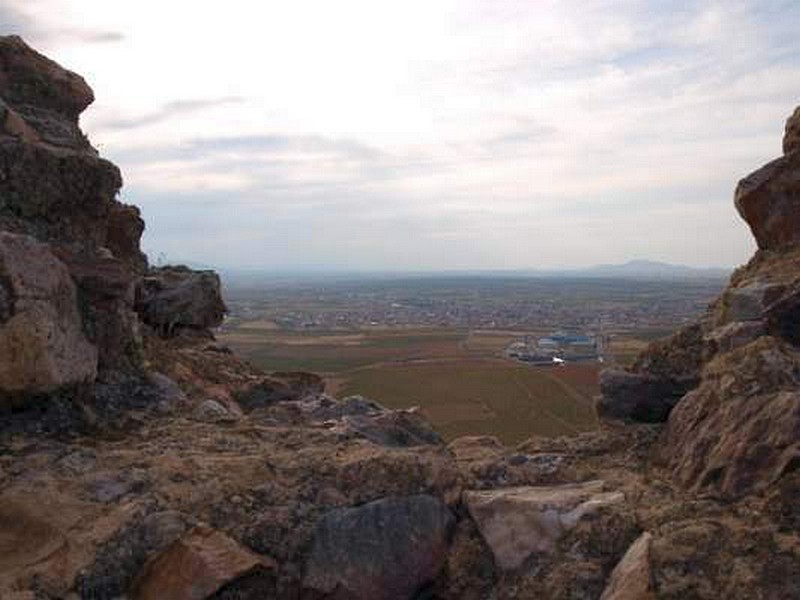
[3,1,799,271]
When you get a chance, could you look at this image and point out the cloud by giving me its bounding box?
[44,0,799,270]
[98,97,244,130]
[0,0,123,45]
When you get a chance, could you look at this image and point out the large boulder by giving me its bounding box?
[463,481,625,571]
[734,152,800,251]
[303,495,454,600]
[137,266,226,335]
[0,232,97,401]
[664,336,800,497]
[597,324,705,423]
[597,370,694,423]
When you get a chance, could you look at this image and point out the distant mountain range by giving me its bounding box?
[559,260,731,280]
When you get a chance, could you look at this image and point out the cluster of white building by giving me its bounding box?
[505,331,606,365]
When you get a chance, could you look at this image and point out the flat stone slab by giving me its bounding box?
[464,480,624,571]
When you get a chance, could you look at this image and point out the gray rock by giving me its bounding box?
[0,232,97,402]
[77,510,191,599]
[194,399,237,423]
[600,531,655,600]
[597,369,695,423]
[342,409,444,447]
[136,265,226,335]
[464,481,625,572]
[303,494,455,600]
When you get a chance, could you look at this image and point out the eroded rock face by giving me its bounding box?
[464,481,625,571]
[598,323,706,423]
[784,105,800,155]
[734,153,800,251]
[597,370,694,423]
[0,232,97,400]
[600,532,655,600]
[132,525,276,600]
[303,495,454,600]
[137,266,226,334]
[0,35,93,151]
[664,337,800,497]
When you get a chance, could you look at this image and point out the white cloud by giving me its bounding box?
[7,0,798,269]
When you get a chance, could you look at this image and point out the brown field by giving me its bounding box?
[219,325,615,443]
[336,359,600,444]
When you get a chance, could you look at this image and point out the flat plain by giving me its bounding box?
[218,275,724,443]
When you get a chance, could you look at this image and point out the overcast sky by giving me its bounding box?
[4,1,799,270]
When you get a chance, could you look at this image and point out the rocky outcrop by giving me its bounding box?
[600,532,655,600]
[597,323,706,422]
[464,481,625,571]
[0,35,93,151]
[133,525,276,600]
[137,266,226,335]
[783,105,800,155]
[597,370,693,422]
[0,232,96,401]
[303,495,454,600]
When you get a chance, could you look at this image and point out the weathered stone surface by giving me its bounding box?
[137,266,226,334]
[598,324,707,423]
[0,35,93,151]
[0,232,97,399]
[735,151,800,251]
[76,511,190,600]
[303,495,454,600]
[664,336,800,497]
[53,245,142,372]
[597,370,694,422]
[106,203,147,272]
[784,105,800,155]
[133,525,274,600]
[342,408,444,447]
[464,481,625,571]
[600,532,655,600]
[715,279,785,324]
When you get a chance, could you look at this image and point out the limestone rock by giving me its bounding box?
[0,232,97,399]
[784,105,800,155]
[133,525,275,600]
[303,494,454,600]
[464,481,625,571]
[600,532,655,600]
[137,266,226,334]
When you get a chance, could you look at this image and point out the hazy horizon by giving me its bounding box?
[5,1,799,270]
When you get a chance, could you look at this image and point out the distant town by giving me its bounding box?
[222,275,726,335]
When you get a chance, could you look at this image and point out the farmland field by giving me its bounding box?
[336,359,599,443]
[218,274,719,443]
[219,326,603,444]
